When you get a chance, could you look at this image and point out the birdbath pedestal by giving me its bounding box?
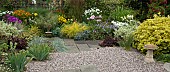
[144,44,158,63]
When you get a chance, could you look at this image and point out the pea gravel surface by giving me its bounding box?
[26,47,167,72]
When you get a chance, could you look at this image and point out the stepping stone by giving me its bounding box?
[66,46,80,53]
[63,69,81,72]
[76,44,91,51]
[80,65,99,72]
[86,40,99,45]
[64,39,76,46]
[88,45,100,48]
[75,41,86,44]
[164,63,170,72]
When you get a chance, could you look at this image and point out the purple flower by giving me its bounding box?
[7,16,22,24]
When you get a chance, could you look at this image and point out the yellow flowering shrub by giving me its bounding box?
[61,22,88,38]
[133,15,170,55]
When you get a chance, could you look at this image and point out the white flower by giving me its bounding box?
[32,0,36,4]
[96,9,100,12]
[2,12,6,14]
[127,15,133,20]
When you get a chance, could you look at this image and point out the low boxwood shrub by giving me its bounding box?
[133,15,170,55]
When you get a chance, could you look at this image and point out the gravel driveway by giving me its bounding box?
[26,47,167,72]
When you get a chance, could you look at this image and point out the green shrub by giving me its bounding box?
[156,54,170,62]
[133,15,170,55]
[6,50,32,72]
[35,12,58,32]
[28,43,51,61]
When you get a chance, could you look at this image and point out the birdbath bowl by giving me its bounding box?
[144,44,158,63]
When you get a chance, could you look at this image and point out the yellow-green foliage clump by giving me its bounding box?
[19,25,42,41]
[133,15,170,55]
[61,22,88,38]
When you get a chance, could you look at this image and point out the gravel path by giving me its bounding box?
[26,47,167,72]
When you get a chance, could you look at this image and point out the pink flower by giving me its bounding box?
[90,15,95,20]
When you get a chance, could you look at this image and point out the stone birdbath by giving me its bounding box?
[144,44,158,63]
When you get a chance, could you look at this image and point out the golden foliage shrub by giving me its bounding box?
[133,15,170,55]
[61,22,88,38]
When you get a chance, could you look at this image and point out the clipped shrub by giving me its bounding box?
[61,22,88,38]
[133,15,170,55]
[28,43,51,61]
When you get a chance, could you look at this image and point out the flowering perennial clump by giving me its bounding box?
[7,16,22,24]
[83,7,102,20]
[58,15,67,24]
[13,10,32,19]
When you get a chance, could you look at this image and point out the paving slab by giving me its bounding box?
[85,40,99,45]
[64,39,76,46]
[88,44,100,48]
[164,63,170,72]
[66,46,80,53]
[80,65,98,72]
[75,41,86,44]
[76,44,91,51]
[63,69,81,72]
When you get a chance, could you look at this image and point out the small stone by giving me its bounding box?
[163,63,170,72]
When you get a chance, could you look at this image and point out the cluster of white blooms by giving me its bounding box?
[32,0,36,4]
[111,20,128,28]
[0,11,13,16]
[84,7,102,16]
[121,14,134,21]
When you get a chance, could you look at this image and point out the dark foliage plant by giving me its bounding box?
[8,36,28,50]
[99,36,119,47]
